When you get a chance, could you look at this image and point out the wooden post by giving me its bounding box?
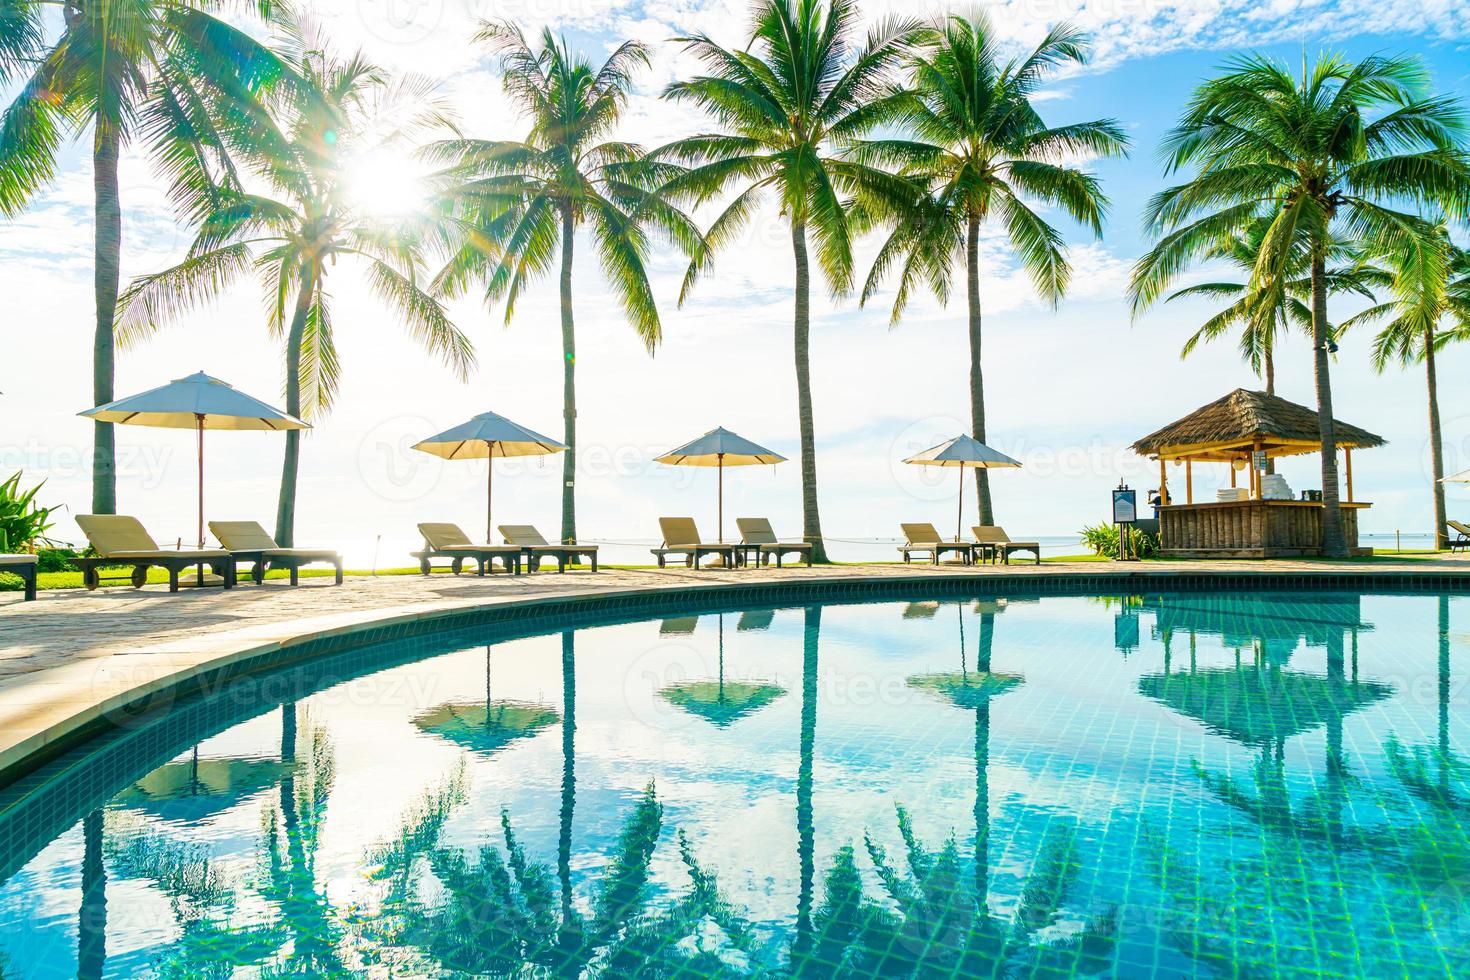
[1344,447,1354,503]
[1186,459,1193,504]
[1159,458,1169,506]
[1252,438,1263,500]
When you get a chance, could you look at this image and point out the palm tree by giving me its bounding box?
[427,24,699,547]
[1130,53,1469,557]
[116,32,474,545]
[853,15,1127,525]
[657,0,925,563]
[1168,220,1383,397]
[1343,226,1470,549]
[0,0,287,515]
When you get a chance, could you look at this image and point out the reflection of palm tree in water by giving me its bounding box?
[793,601,1116,977]
[795,606,819,963]
[1387,596,1469,812]
[77,809,105,980]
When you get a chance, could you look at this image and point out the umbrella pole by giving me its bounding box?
[196,414,206,549]
[956,466,964,542]
[486,442,494,545]
[718,454,724,543]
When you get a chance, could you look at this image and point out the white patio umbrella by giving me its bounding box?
[655,427,786,542]
[80,372,308,549]
[411,411,565,543]
[903,434,1022,542]
[1440,470,1470,483]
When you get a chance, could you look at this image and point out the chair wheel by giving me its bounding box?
[451,557,464,575]
[84,568,100,590]
[419,559,431,575]
[131,567,148,588]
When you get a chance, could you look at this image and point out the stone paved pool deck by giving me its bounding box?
[2,557,1468,787]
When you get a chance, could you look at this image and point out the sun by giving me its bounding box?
[346,148,428,218]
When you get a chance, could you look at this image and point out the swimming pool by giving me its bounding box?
[0,590,1465,978]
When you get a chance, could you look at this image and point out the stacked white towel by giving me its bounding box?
[1217,487,1250,502]
[1260,473,1293,500]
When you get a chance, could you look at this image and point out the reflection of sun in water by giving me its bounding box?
[347,149,427,217]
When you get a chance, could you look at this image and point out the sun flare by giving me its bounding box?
[346,149,428,218]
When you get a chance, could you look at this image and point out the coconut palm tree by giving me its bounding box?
[427,23,700,547]
[1168,220,1383,397]
[657,0,926,563]
[1130,53,1470,557]
[853,15,1128,525]
[1342,226,1470,549]
[0,0,287,515]
[116,32,474,545]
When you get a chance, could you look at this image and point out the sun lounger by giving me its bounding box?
[972,525,1040,565]
[899,523,972,565]
[735,518,813,568]
[651,518,739,569]
[0,555,38,601]
[210,521,343,585]
[1448,520,1470,553]
[412,523,522,576]
[498,525,598,573]
[74,515,235,592]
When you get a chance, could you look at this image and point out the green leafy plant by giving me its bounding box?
[0,471,59,553]
[1080,522,1159,560]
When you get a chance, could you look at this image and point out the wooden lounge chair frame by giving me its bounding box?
[651,518,739,569]
[412,523,522,576]
[74,515,235,592]
[899,523,973,566]
[972,525,1041,565]
[0,555,37,601]
[1448,520,1470,554]
[499,525,598,573]
[210,521,343,586]
[735,518,813,568]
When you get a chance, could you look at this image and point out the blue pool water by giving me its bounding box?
[0,591,1466,978]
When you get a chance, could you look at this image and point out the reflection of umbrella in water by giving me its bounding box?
[658,614,786,726]
[413,647,560,756]
[114,747,296,822]
[907,602,1024,710]
[1138,667,1391,748]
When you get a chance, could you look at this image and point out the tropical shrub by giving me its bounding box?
[0,471,59,553]
[1080,523,1159,560]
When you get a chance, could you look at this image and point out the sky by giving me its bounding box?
[3,0,1470,565]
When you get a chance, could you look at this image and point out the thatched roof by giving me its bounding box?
[1131,389,1385,459]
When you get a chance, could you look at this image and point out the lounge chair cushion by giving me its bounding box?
[77,515,161,556]
[500,524,552,547]
[901,523,944,547]
[736,518,777,545]
[972,526,1039,548]
[419,523,478,550]
[659,517,704,548]
[209,521,280,551]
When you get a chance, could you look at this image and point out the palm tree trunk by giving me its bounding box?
[1425,328,1447,550]
[1310,251,1348,557]
[791,218,827,563]
[91,127,121,515]
[967,215,994,526]
[275,263,318,547]
[559,208,577,546]
[1263,344,1276,474]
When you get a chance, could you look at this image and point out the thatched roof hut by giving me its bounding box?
[1132,389,1384,462]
